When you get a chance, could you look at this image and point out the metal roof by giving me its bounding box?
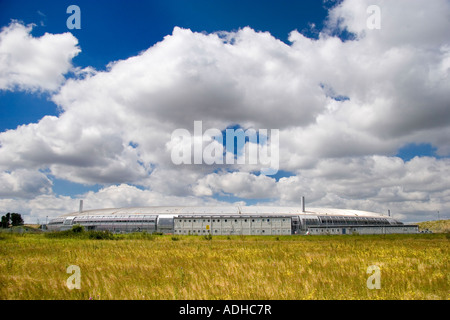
[59,205,388,218]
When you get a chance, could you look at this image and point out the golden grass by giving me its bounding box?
[417,219,450,234]
[0,233,448,300]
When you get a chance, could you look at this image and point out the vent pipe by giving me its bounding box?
[301,196,305,213]
[79,200,83,213]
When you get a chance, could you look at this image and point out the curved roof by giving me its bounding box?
[58,205,389,219]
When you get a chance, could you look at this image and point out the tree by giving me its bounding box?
[1,213,24,228]
[71,224,84,233]
[11,213,24,226]
[1,215,8,228]
[1,213,11,228]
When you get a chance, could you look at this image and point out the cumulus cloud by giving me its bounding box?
[193,171,277,199]
[190,156,450,222]
[0,169,52,199]
[1,0,450,222]
[0,21,80,92]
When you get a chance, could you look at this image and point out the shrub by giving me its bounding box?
[88,230,115,240]
[129,231,155,240]
[45,225,116,240]
[71,224,84,233]
[45,226,84,239]
[203,233,213,241]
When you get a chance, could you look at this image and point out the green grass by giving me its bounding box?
[416,219,450,234]
[0,232,448,300]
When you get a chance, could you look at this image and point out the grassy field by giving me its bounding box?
[0,232,448,300]
[417,219,450,234]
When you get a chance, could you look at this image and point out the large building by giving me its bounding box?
[48,201,419,235]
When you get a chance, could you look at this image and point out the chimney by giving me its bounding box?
[79,200,83,213]
[301,196,305,213]
[388,209,390,217]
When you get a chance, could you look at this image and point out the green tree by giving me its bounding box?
[1,213,24,228]
[1,215,8,228]
[71,224,84,233]
[1,213,11,228]
[11,213,24,226]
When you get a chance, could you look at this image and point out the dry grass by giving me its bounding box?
[0,233,448,300]
[417,219,450,234]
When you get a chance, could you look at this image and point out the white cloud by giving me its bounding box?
[0,21,80,92]
[1,0,450,222]
[272,156,450,222]
[193,171,277,199]
[0,169,52,199]
[326,0,450,49]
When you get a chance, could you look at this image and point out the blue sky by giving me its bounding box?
[0,0,329,68]
[0,0,331,198]
[1,0,449,222]
[0,0,330,130]
[1,0,439,155]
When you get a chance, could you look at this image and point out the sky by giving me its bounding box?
[0,0,449,224]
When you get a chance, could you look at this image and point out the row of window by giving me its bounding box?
[77,215,156,220]
[93,227,155,232]
[317,216,390,226]
[174,229,290,234]
[48,220,64,225]
[73,220,156,224]
[51,218,158,225]
[176,218,288,223]
[303,218,319,226]
[309,226,414,233]
[310,228,346,233]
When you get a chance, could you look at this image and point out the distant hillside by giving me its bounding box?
[416,220,450,233]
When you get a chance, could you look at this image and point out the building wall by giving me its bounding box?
[48,215,158,233]
[174,216,292,235]
[48,212,419,236]
[307,225,419,235]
